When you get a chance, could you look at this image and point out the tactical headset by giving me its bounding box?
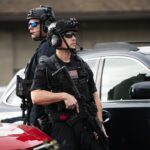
[27,5,55,33]
[48,18,78,48]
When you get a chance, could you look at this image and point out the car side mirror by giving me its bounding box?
[129,81,150,99]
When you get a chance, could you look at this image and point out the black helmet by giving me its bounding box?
[48,18,79,48]
[27,6,55,23]
[55,18,79,35]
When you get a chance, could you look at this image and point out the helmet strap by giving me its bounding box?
[39,21,43,39]
[34,21,45,41]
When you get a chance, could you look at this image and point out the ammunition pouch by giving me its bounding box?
[16,75,32,99]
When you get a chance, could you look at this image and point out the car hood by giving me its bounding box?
[0,123,51,150]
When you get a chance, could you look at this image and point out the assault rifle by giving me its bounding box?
[52,66,109,150]
[16,53,37,125]
[16,75,32,125]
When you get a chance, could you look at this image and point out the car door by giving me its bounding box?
[96,56,150,150]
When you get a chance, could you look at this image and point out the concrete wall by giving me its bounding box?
[80,20,150,48]
[0,22,38,85]
[0,20,150,85]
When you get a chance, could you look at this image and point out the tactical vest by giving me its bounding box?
[43,54,93,114]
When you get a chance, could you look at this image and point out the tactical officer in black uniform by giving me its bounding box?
[31,18,109,150]
[16,6,56,127]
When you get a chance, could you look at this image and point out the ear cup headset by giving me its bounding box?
[27,5,56,40]
[48,28,62,48]
[48,18,79,50]
[47,23,59,47]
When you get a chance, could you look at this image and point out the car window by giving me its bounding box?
[101,57,150,101]
[86,59,98,73]
[7,89,22,106]
[86,58,99,81]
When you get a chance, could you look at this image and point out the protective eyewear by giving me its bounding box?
[64,32,77,38]
[28,22,40,28]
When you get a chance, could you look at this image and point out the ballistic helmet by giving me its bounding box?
[27,6,55,23]
[48,18,79,48]
[55,18,78,35]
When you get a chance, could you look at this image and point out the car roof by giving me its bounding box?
[78,42,150,68]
